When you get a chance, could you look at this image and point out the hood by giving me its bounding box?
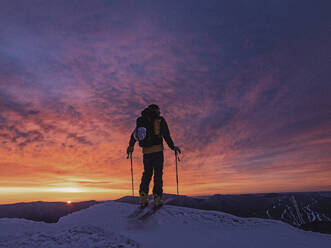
[141,107,158,119]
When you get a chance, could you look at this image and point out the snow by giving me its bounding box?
[1,201,331,248]
[290,195,305,225]
[0,225,139,248]
[305,205,316,222]
[281,208,287,219]
[323,214,331,222]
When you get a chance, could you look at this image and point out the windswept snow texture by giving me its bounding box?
[0,201,331,248]
[0,225,139,248]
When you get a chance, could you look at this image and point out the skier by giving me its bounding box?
[127,104,181,208]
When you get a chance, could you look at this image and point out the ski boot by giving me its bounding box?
[139,191,148,208]
[153,194,163,208]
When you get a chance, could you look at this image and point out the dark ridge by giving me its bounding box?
[116,193,178,204]
[0,200,102,223]
[302,221,331,235]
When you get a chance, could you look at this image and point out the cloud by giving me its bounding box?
[0,0,331,201]
[66,133,93,146]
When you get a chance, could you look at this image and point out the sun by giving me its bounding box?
[66,200,72,205]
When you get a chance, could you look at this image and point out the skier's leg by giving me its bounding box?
[152,151,164,198]
[139,153,153,196]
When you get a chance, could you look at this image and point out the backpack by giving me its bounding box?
[133,109,162,147]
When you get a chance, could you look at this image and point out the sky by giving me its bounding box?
[0,0,331,204]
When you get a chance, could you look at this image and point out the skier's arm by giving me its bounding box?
[161,117,175,150]
[129,130,136,147]
[129,117,142,148]
[126,131,136,157]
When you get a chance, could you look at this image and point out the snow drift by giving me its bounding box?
[0,201,330,248]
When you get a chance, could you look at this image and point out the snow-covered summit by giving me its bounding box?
[0,201,330,248]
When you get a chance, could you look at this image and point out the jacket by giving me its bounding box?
[129,115,175,154]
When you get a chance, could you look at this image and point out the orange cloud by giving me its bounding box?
[1,0,331,204]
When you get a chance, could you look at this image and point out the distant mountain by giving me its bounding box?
[116,191,331,234]
[0,200,102,223]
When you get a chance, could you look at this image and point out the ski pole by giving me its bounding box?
[127,152,134,197]
[175,150,180,195]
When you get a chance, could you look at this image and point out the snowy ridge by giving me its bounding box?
[275,194,330,228]
[1,201,331,248]
[290,196,305,225]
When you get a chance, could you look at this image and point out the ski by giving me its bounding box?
[138,204,163,220]
[127,201,151,219]
[138,198,172,220]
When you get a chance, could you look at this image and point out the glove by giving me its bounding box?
[127,146,134,155]
[173,146,181,154]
